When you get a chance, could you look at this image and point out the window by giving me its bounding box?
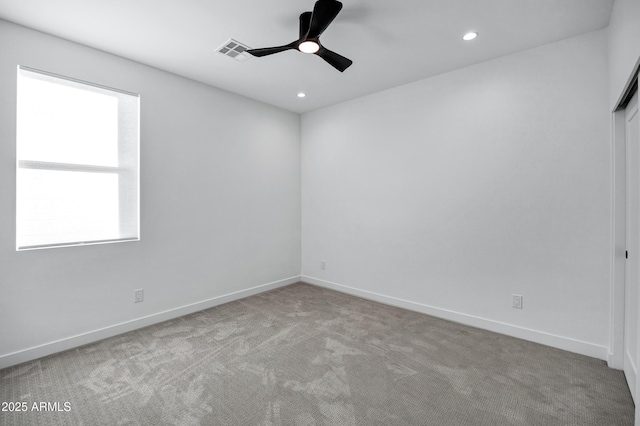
[16,66,139,250]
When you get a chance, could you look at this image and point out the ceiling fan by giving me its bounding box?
[246,0,353,72]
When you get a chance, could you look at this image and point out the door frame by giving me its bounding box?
[610,66,639,424]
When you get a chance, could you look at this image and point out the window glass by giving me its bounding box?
[16,66,139,250]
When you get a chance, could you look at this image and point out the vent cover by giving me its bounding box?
[216,39,251,62]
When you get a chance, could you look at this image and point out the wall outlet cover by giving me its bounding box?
[512,294,523,309]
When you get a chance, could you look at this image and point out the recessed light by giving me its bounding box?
[297,92,306,98]
[463,32,478,41]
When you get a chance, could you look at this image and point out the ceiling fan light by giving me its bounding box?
[299,40,320,54]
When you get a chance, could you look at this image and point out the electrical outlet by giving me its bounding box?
[134,289,144,303]
[512,294,523,309]
[320,260,326,270]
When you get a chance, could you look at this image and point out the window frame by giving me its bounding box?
[16,66,140,251]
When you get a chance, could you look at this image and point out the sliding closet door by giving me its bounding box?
[625,88,639,403]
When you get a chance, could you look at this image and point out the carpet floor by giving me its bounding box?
[0,282,635,425]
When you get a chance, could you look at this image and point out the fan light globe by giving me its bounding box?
[299,41,320,54]
[463,32,478,41]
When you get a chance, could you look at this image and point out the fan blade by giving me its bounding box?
[246,42,297,57]
[299,12,312,39]
[306,0,343,39]
[315,46,352,72]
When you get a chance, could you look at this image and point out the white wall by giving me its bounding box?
[302,30,610,359]
[608,0,640,110]
[0,20,301,368]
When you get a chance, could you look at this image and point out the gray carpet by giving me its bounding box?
[0,282,635,425]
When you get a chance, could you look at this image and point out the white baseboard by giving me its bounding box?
[608,350,625,370]
[0,276,300,370]
[302,276,609,361]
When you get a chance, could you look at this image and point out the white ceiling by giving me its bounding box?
[0,0,614,113]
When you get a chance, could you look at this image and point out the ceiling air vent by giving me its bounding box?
[217,39,251,62]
